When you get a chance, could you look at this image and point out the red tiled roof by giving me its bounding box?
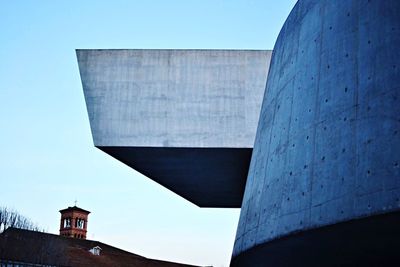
[0,228,201,267]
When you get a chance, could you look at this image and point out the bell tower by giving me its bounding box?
[59,205,90,239]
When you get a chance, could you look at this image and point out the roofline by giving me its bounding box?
[75,48,273,52]
[59,206,91,214]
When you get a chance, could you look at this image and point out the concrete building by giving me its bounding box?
[77,49,271,207]
[231,0,400,265]
[78,0,400,265]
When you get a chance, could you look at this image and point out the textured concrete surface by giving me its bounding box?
[77,49,271,207]
[232,0,400,263]
[78,49,270,148]
[232,211,400,266]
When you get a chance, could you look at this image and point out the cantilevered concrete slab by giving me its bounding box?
[77,49,271,207]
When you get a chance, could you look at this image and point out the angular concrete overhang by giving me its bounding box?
[77,49,271,207]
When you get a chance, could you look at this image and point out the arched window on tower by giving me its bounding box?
[76,218,85,229]
[63,218,71,228]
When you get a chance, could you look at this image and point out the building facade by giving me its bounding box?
[231,0,400,265]
[77,49,271,207]
[78,0,400,265]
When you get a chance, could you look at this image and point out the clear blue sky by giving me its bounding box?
[0,1,296,266]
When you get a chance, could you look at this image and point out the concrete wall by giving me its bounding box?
[77,49,272,207]
[78,49,271,148]
[232,0,400,263]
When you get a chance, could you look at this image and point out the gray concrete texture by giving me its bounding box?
[78,50,271,148]
[77,50,272,207]
[233,0,400,262]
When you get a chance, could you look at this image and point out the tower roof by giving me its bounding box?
[59,206,90,214]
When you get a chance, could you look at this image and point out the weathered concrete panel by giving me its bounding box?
[77,50,271,207]
[232,0,400,264]
[78,50,271,148]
